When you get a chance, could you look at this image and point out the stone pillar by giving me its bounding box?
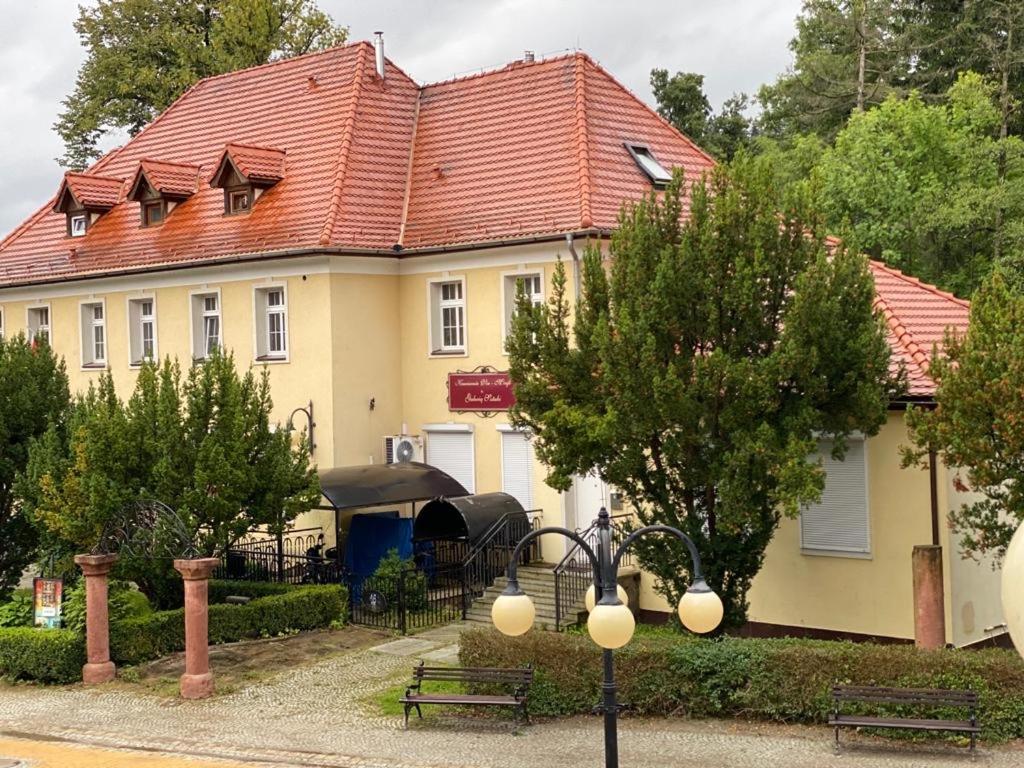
[73,553,119,684]
[912,544,946,649]
[173,557,220,699]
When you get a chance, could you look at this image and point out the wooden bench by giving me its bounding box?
[830,685,980,753]
[399,662,533,728]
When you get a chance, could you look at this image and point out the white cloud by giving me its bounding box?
[0,0,801,238]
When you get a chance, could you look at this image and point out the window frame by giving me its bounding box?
[26,303,51,346]
[226,186,253,216]
[252,283,289,363]
[426,276,468,357]
[624,143,673,188]
[79,298,107,369]
[0,306,4,339]
[142,200,167,228]
[189,288,223,362]
[127,295,158,367]
[68,211,89,238]
[799,435,872,559]
[500,268,545,352]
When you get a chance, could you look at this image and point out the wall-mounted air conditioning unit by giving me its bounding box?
[384,434,423,464]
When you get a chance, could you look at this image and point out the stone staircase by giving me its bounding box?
[464,564,586,630]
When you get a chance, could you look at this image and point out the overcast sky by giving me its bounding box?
[0,0,802,238]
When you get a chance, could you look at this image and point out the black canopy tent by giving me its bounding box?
[316,462,470,564]
[414,492,527,543]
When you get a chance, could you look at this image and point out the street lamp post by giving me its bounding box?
[491,507,723,768]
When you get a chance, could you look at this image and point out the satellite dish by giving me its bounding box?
[395,438,416,463]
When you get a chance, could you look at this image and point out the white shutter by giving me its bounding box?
[426,430,475,493]
[800,439,870,554]
[501,430,534,509]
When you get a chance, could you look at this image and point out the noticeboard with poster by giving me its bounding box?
[33,577,63,629]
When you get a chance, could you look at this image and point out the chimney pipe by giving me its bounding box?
[524,50,535,63]
[374,31,385,80]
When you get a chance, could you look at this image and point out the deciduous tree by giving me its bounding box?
[904,273,1024,559]
[0,336,70,598]
[506,157,893,628]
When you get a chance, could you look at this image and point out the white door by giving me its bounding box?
[567,472,609,534]
[500,430,534,509]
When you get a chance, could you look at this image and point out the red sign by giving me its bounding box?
[448,371,516,412]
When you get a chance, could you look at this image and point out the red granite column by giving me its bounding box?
[173,557,220,699]
[73,553,118,684]
[912,545,946,649]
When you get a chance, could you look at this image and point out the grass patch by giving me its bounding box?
[368,677,466,718]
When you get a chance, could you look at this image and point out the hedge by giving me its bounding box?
[459,627,1024,742]
[110,583,347,665]
[0,627,85,683]
[207,579,296,604]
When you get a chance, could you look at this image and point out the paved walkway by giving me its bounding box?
[1,625,1021,768]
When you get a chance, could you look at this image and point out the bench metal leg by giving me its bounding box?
[970,732,976,757]
[834,725,840,754]
[416,703,423,720]
[403,704,411,730]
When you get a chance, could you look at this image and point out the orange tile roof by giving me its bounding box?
[217,143,286,184]
[0,43,971,395]
[869,260,970,397]
[130,159,202,199]
[53,172,124,211]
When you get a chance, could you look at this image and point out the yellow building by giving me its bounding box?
[0,41,1004,645]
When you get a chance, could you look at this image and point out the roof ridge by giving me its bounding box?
[319,41,370,246]
[583,53,718,168]
[422,51,579,91]
[869,258,971,308]
[573,53,593,229]
[397,90,423,248]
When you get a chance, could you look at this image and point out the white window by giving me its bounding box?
[499,426,534,509]
[191,291,221,360]
[70,214,88,237]
[503,271,544,346]
[254,286,288,360]
[424,425,475,493]
[27,305,50,345]
[80,301,106,367]
[429,279,466,354]
[625,144,673,187]
[800,438,870,556]
[128,297,157,365]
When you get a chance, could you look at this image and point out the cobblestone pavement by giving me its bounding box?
[1,628,1021,768]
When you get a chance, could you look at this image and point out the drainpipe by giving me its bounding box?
[928,447,940,546]
[566,232,581,302]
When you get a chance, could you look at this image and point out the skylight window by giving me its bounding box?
[625,144,673,188]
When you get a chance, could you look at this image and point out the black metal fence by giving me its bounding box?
[217,513,543,634]
[553,514,633,630]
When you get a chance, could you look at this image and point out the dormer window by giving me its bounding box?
[70,214,88,237]
[625,143,673,188]
[229,189,251,215]
[52,172,124,238]
[211,143,285,216]
[128,159,200,227]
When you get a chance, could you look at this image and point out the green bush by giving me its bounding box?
[370,549,427,611]
[0,589,33,628]
[0,627,84,683]
[459,628,1024,742]
[208,579,296,604]
[62,580,151,633]
[110,584,347,665]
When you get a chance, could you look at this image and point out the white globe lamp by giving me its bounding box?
[678,579,724,634]
[491,585,536,637]
[1001,522,1024,658]
[587,601,636,649]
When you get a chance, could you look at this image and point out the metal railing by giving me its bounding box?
[553,513,633,630]
[217,513,545,633]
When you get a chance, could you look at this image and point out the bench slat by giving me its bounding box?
[830,715,980,733]
[402,694,523,705]
[832,685,976,707]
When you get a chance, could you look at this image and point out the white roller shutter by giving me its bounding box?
[425,429,475,493]
[501,430,534,509]
[800,439,870,554]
